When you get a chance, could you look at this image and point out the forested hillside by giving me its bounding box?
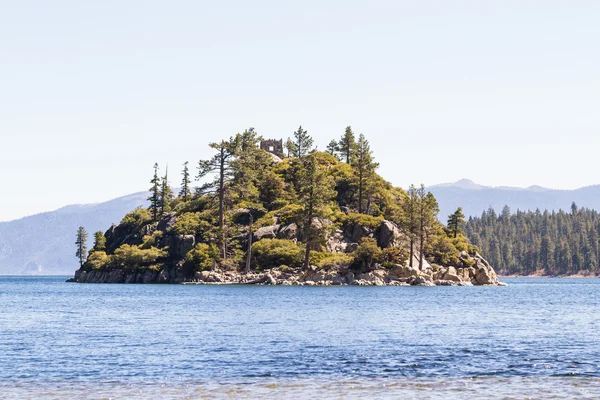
[465,205,600,276]
[71,126,500,286]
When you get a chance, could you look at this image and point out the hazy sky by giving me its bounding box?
[1,1,599,221]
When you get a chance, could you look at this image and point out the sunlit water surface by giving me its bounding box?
[1,276,599,399]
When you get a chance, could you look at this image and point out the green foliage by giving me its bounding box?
[338,126,356,164]
[290,125,314,158]
[352,238,383,271]
[466,206,600,275]
[120,207,152,229]
[381,247,408,267]
[252,239,303,269]
[148,163,161,221]
[184,243,219,274]
[75,226,88,267]
[141,231,163,249]
[112,245,166,269]
[430,235,461,267]
[172,212,203,236]
[179,161,191,200]
[447,207,466,238]
[344,213,384,229]
[314,252,355,269]
[86,250,108,270]
[92,231,106,252]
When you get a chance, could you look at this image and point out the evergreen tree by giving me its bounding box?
[401,185,419,268]
[160,166,174,217]
[447,207,466,238]
[197,137,239,260]
[326,139,340,158]
[354,133,379,214]
[92,231,106,252]
[284,137,296,158]
[179,161,191,200]
[148,163,161,222]
[230,128,272,204]
[291,125,314,158]
[75,226,88,268]
[417,185,439,270]
[298,153,335,270]
[338,126,356,164]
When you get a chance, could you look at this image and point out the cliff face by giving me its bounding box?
[69,211,502,286]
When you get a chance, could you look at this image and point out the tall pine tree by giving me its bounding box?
[354,133,379,214]
[179,161,191,200]
[148,163,161,222]
[291,125,314,158]
[75,226,88,268]
[338,126,356,164]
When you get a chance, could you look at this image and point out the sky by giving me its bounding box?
[1,0,599,221]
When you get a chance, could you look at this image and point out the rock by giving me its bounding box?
[475,265,499,285]
[378,220,401,248]
[253,225,281,241]
[277,223,298,240]
[411,276,435,286]
[158,269,170,283]
[106,269,125,283]
[177,235,195,257]
[392,265,421,279]
[343,223,372,244]
[443,273,462,282]
[157,212,177,232]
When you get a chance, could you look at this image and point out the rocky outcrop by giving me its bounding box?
[253,225,281,241]
[378,220,402,248]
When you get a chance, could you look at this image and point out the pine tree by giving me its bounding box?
[401,185,419,268]
[338,126,356,164]
[326,139,339,158]
[447,207,466,238]
[197,137,239,260]
[298,153,335,270]
[159,166,174,217]
[75,226,88,268]
[291,125,314,158]
[284,137,296,158]
[92,231,106,252]
[354,133,379,214]
[148,163,161,222]
[179,161,191,200]
[417,185,439,270]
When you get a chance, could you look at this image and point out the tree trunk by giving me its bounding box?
[358,169,363,214]
[245,214,253,274]
[409,238,414,268]
[219,149,227,260]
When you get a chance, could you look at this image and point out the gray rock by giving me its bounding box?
[177,235,196,257]
[157,212,177,232]
[378,220,401,248]
[277,223,298,240]
[254,225,281,241]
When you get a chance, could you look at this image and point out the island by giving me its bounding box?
[69,127,502,286]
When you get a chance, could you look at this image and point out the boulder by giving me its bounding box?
[157,212,177,232]
[378,220,401,248]
[343,223,372,244]
[475,265,499,285]
[254,225,281,241]
[177,235,196,257]
[277,223,298,240]
[411,276,435,286]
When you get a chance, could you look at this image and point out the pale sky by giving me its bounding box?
[1,1,599,221]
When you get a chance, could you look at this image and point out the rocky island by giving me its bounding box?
[70,127,502,286]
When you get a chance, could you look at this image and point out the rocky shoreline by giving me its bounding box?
[69,251,504,286]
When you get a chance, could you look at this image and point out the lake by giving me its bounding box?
[0,276,599,399]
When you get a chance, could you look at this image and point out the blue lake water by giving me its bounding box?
[1,276,599,399]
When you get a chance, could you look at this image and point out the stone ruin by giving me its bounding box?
[260,139,284,158]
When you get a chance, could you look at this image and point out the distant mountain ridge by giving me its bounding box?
[0,192,148,275]
[428,179,600,220]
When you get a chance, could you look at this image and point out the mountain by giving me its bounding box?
[428,179,600,219]
[0,192,147,275]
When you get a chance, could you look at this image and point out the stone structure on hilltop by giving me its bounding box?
[260,139,284,158]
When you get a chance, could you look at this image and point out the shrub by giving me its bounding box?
[344,213,384,230]
[172,212,202,235]
[86,251,109,270]
[277,204,304,226]
[120,207,152,229]
[252,239,303,269]
[430,235,460,267]
[141,231,163,249]
[315,252,354,269]
[112,244,166,269]
[184,243,219,274]
[381,247,408,267]
[352,238,383,271]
